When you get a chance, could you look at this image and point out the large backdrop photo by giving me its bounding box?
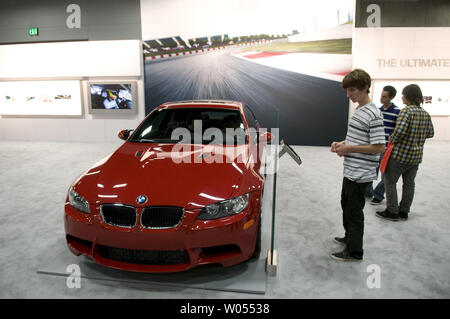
[141,0,354,146]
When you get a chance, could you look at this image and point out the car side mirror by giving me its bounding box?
[118,129,133,141]
[259,131,274,143]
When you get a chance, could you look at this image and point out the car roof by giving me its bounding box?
[158,100,243,111]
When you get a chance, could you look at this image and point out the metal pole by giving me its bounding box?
[270,109,279,263]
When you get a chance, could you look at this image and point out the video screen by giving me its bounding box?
[89,84,133,110]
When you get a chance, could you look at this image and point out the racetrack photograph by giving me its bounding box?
[141,0,354,146]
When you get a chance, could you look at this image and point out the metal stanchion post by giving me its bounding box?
[266,109,279,276]
[265,110,302,277]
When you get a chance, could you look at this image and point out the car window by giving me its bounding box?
[130,108,247,145]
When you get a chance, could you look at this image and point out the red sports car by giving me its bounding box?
[64,100,272,272]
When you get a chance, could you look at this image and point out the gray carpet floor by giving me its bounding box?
[0,140,449,299]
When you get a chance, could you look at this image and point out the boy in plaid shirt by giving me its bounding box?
[376,84,434,221]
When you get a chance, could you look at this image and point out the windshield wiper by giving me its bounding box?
[133,138,160,143]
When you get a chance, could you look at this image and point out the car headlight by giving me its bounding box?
[197,193,249,220]
[69,187,90,214]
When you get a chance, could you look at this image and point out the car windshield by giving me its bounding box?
[129,108,248,145]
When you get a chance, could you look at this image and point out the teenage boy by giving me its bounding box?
[330,69,385,261]
[367,86,401,205]
[376,84,434,221]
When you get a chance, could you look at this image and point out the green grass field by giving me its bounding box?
[241,38,352,54]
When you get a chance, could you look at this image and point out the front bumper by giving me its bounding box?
[64,192,261,273]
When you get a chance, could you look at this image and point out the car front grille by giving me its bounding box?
[101,204,136,228]
[98,245,190,265]
[141,206,184,229]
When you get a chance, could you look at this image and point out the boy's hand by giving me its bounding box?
[331,142,338,152]
[335,142,349,157]
[331,141,345,155]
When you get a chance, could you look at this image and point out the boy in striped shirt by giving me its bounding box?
[330,69,385,261]
[367,86,401,205]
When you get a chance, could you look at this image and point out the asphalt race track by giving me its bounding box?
[144,48,349,146]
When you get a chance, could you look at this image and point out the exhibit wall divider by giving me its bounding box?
[0,40,146,142]
[353,0,450,141]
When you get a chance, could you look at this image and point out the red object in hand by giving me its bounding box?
[380,142,394,174]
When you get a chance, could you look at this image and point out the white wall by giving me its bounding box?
[352,27,450,140]
[0,40,145,142]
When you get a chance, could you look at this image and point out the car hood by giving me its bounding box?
[74,143,252,209]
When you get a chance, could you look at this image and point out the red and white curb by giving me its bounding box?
[231,51,290,59]
[144,40,273,61]
[145,46,226,60]
[231,50,352,82]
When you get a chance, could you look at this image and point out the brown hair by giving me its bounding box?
[402,84,423,106]
[342,69,371,93]
[383,85,397,98]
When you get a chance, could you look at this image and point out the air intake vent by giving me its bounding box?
[98,246,190,265]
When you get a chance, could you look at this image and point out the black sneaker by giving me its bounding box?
[370,197,383,205]
[399,212,408,220]
[376,209,400,221]
[334,237,346,245]
[330,249,363,262]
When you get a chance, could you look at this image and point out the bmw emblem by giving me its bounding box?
[136,195,148,205]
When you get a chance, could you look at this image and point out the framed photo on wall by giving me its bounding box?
[0,80,83,117]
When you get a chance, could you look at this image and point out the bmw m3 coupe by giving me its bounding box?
[64,100,272,272]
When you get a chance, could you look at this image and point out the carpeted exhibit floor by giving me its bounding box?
[0,140,449,298]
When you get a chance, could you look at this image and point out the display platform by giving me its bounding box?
[37,241,267,294]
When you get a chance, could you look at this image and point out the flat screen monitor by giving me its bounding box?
[88,82,137,115]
